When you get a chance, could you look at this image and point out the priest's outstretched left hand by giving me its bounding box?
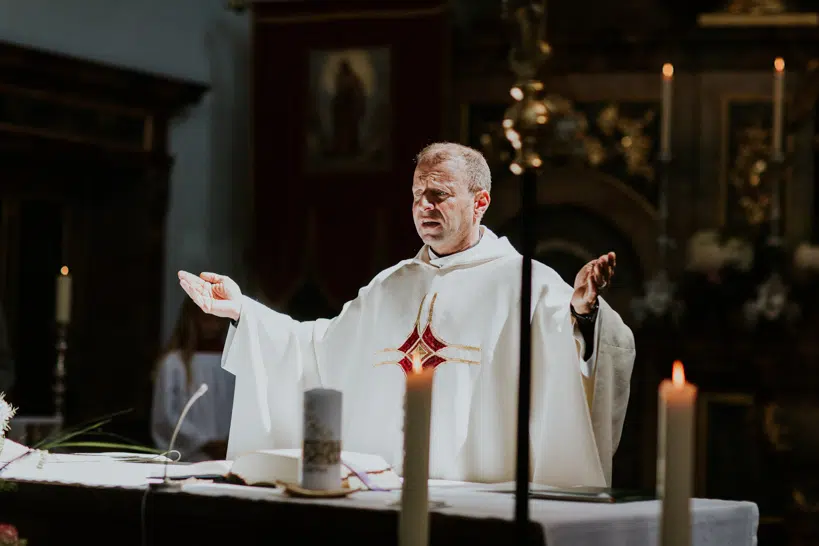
[571,252,616,315]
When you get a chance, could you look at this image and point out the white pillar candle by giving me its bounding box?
[658,361,697,546]
[55,266,72,324]
[301,388,342,490]
[772,57,785,158]
[660,63,674,158]
[399,354,433,546]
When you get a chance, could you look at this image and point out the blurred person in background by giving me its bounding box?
[151,297,234,461]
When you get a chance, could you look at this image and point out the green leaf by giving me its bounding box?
[51,442,162,454]
[33,408,133,450]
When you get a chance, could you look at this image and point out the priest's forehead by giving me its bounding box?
[413,159,466,190]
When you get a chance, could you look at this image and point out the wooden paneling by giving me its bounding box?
[0,41,206,441]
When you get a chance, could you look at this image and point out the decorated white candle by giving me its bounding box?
[658,361,697,546]
[660,63,674,158]
[772,57,785,158]
[399,354,433,546]
[301,388,342,490]
[55,266,72,324]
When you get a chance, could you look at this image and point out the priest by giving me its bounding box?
[178,142,635,487]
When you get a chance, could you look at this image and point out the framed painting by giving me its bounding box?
[719,96,792,229]
[696,393,777,512]
[570,100,661,207]
[305,46,391,173]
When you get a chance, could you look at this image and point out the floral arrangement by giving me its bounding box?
[686,230,755,275]
[0,393,16,439]
[0,393,25,546]
[0,524,25,546]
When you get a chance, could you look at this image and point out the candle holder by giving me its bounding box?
[631,153,685,326]
[54,322,68,421]
[742,153,801,327]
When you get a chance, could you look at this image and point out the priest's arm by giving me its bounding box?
[566,251,635,485]
[574,298,635,485]
[219,265,403,457]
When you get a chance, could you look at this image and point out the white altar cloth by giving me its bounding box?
[0,449,758,546]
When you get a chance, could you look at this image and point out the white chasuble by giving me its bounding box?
[222,228,634,487]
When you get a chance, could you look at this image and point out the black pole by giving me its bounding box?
[515,166,537,545]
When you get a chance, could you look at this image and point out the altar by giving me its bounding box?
[0,452,758,546]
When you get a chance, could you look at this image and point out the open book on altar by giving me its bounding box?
[154,449,402,490]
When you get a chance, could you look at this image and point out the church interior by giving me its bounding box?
[0,0,818,544]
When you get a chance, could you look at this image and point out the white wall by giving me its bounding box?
[0,0,252,341]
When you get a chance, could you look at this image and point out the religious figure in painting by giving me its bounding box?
[178,142,635,487]
[330,60,366,156]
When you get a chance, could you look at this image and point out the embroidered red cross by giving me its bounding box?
[378,293,480,376]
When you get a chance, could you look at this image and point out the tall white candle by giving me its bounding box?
[658,361,697,546]
[399,354,433,546]
[55,266,72,324]
[772,57,785,158]
[660,63,674,158]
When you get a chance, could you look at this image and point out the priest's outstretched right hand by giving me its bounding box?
[178,270,243,321]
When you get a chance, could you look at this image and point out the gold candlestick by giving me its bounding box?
[54,324,67,419]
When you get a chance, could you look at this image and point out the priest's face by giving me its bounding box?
[412,159,488,255]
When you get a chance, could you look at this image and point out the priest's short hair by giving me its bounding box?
[416,142,492,195]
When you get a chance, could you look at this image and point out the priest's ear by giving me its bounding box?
[473,189,491,221]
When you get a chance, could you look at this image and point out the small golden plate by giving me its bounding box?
[276,481,360,498]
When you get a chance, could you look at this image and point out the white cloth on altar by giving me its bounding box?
[222,228,634,486]
[151,351,235,461]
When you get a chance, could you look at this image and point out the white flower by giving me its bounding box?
[723,237,754,272]
[794,244,819,271]
[0,392,17,436]
[686,231,755,273]
[686,230,724,272]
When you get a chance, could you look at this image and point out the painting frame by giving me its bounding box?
[696,393,762,502]
[718,95,794,229]
[304,46,392,174]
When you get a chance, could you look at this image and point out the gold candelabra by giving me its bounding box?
[54,323,67,419]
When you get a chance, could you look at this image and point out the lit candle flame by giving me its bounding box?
[662,63,674,79]
[412,354,422,374]
[60,266,69,276]
[510,87,523,101]
[774,57,785,72]
[672,360,685,387]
